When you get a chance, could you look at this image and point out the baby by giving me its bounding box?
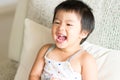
[29,0,97,80]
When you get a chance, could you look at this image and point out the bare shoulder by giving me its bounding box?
[80,51,98,80]
[38,43,53,57]
[40,43,53,52]
[80,50,96,66]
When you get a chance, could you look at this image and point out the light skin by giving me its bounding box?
[29,10,97,80]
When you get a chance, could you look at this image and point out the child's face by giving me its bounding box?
[52,10,87,48]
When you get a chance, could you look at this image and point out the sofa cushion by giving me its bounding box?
[14,18,120,80]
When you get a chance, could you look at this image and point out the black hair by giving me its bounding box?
[53,0,95,44]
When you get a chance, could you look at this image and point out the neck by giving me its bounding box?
[57,44,81,54]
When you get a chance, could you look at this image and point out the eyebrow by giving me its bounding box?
[54,18,59,20]
[54,18,75,23]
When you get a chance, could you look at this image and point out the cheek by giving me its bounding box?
[52,26,57,37]
[52,25,56,32]
[68,29,80,40]
[69,28,80,36]
[51,26,54,35]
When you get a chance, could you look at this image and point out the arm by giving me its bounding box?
[29,44,51,80]
[81,53,98,80]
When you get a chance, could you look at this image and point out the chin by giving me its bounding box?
[55,41,65,48]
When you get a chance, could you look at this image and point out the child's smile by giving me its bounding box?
[56,33,67,43]
[52,10,83,49]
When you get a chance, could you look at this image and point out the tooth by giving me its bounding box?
[60,34,65,36]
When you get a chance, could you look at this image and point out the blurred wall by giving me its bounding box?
[0,12,15,60]
[0,0,17,60]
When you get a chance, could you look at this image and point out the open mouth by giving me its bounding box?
[56,34,67,43]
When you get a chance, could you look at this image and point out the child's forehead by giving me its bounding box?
[54,10,81,23]
[55,10,81,20]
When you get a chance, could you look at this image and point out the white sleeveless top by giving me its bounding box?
[41,45,82,80]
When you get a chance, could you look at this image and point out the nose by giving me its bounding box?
[58,23,65,31]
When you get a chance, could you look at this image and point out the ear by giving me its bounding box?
[79,30,89,39]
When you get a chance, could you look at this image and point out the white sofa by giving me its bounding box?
[8,0,120,80]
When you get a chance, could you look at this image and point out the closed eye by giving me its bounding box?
[53,18,60,24]
[54,22,60,24]
[67,24,73,26]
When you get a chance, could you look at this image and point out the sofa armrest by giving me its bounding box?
[8,0,29,62]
